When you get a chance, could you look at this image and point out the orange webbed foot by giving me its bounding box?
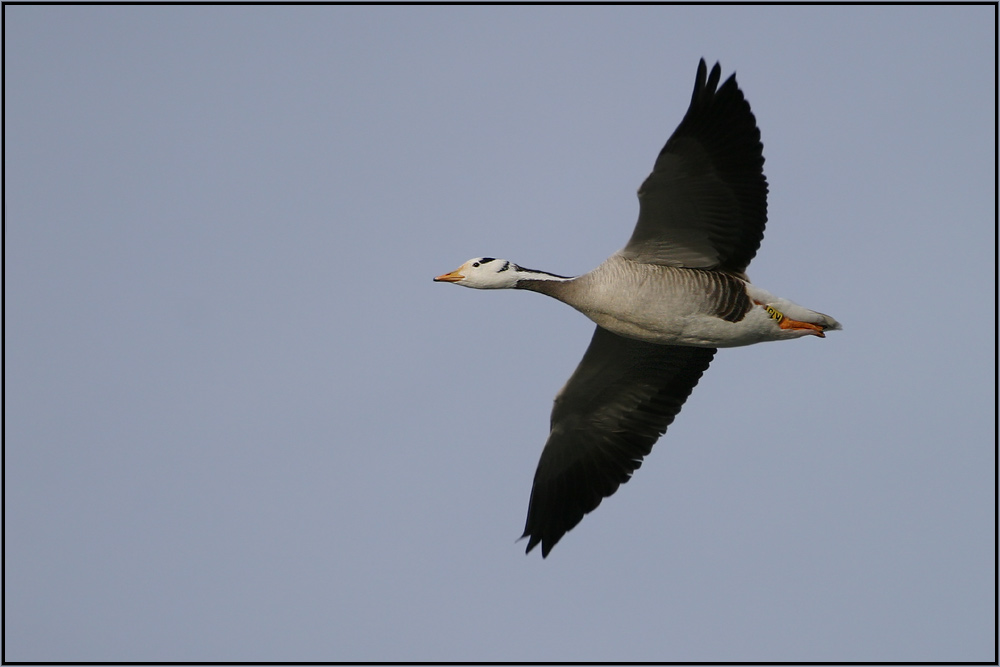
[778,317,826,337]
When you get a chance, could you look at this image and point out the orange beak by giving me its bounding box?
[433,269,464,283]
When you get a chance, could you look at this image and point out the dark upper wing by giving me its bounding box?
[620,59,767,276]
[521,326,716,557]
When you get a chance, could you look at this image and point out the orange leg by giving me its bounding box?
[778,317,825,337]
[754,300,826,337]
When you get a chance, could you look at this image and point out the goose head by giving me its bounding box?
[433,257,519,289]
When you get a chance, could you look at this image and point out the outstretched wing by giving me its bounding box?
[620,59,767,276]
[522,326,716,557]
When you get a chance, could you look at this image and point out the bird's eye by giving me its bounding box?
[472,262,480,267]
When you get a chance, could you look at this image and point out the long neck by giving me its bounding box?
[512,265,576,298]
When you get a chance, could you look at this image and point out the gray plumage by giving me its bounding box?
[434,59,840,558]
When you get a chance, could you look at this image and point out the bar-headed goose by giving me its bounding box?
[434,59,840,557]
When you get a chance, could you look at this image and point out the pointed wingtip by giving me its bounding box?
[520,528,553,558]
[522,532,559,558]
[692,59,725,105]
[705,60,722,94]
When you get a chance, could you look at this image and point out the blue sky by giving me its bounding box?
[4,5,995,662]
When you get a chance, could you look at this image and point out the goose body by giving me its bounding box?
[511,255,838,348]
[434,60,840,557]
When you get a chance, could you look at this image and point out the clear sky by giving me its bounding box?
[4,5,995,662]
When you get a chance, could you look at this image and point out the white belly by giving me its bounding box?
[583,302,798,348]
[551,259,840,348]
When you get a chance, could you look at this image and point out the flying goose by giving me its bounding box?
[434,60,840,557]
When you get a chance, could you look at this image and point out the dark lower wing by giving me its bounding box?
[522,326,716,557]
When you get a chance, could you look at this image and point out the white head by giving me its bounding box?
[433,257,520,289]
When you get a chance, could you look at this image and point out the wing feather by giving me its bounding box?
[621,59,768,275]
[521,326,716,556]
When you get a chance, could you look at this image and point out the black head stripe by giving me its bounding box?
[512,264,572,280]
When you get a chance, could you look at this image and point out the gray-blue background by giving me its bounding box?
[4,5,995,662]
